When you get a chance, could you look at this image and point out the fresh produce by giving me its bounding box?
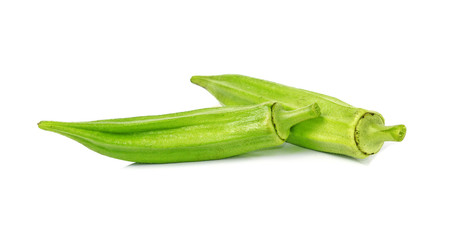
[38,102,320,163]
[191,74,406,159]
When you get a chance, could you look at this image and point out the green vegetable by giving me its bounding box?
[38,102,320,163]
[191,74,406,159]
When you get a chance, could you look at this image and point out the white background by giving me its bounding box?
[1,1,471,239]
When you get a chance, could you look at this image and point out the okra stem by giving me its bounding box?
[272,103,320,140]
[368,123,407,142]
[355,113,407,154]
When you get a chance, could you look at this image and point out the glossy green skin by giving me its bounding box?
[191,74,405,159]
[38,102,319,163]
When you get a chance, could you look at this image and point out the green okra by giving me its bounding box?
[38,102,320,163]
[191,74,406,159]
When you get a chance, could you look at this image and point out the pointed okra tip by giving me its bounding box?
[190,75,201,84]
[37,121,64,132]
[190,74,240,86]
[190,75,212,86]
[272,102,321,140]
[190,75,203,81]
[37,121,48,130]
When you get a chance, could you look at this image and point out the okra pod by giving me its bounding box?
[191,74,406,159]
[38,102,320,163]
